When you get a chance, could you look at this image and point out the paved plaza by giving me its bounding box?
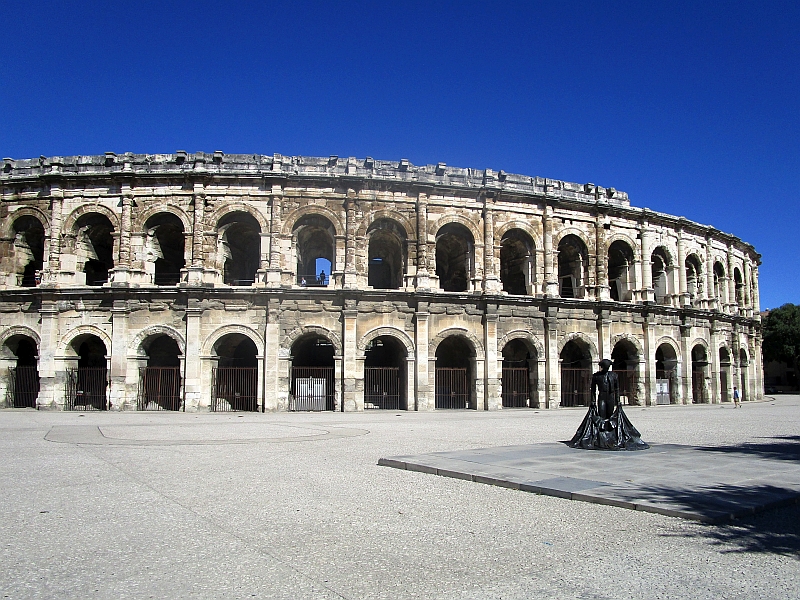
[1,397,799,599]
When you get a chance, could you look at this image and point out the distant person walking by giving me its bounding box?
[733,386,741,408]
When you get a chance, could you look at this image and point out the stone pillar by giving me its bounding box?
[343,190,358,289]
[708,321,720,404]
[483,305,499,410]
[742,260,753,317]
[544,307,560,408]
[727,246,737,314]
[266,186,283,287]
[595,216,609,301]
[109,299,129,410]
[642,313,656,406]
[704,235,715,310]
[597,309,611,362]
[680,324,692,404]
[640,221,653,303]
[112,190,133,284]
[342,301,358,411]
[483,199,501,293]
[677,231,689,306]
[414,303,430,410]
[44,183,63,285]
[183,297,203,411]
[415,193,430,290]
[542,206,558,296]
[334,354,343,411]
[751,265,761,315]
[263,298,280,411]
[405,356,416,411]
[188,182,206,285]
[37,298,59,409]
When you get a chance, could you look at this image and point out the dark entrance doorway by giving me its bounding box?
[211,335,259,411]
[364,336,406,410]
[501,339,535,408]
[560,340,591,407]
[611,339,639,405]
[138,335,182,411]
[291,335,335,411]
[435,336,474,409]
[691,345,709,403]
[655,344,678,404]
[5,336,39,408]
[65,336,108,410]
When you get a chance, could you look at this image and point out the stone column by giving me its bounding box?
[680,323,692,404]
[37,298,59,409]
[414,303,430,410]
[112,190,133,284]
[266,186,283,287]
[343,190,358,289]
[544,307,560,408]
[183,297,203,411]
[743,260,753,317]
[727,246,737,314]
[483,305,499,410]
[677,231,689,306]
[542,205,558,296]
[640,221,654,303]
[595,216,609,301]
[263,298,280,411]
[596,309,611,362]
[415,193,430,290]
[188,181,206,285]
[44,182,63,286]
[109,299,129,410]
[342,300,358,411]
[704,235,715,310]
[708,320,720,404]
[482,198,501,293]
[751,265,761,314]
[642,313,656,406]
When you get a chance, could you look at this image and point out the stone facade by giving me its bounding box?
[0,152,762,411]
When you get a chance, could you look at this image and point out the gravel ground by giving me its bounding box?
[1,396,798,599]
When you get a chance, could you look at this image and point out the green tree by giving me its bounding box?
[762,304,800,379]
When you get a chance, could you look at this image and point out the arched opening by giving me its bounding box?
[651,247,672,305]
[500,229,535,296]
[364,336,407,409]
[501,339,538,408]
[65,334,108,410]
[211,334,259,411]
[138,335,182,411]
[691,345,709,404]
[3,335,39,408]
[739,348,749,402]
[291,334,336,411]
[685,254,703,306]
[367,220,406,290]
[217,212,261,286]
[11,216,45,287]
[436,223,474,292]
[719,347,732,403]
[560,339,592,407]
[435,335,475,409]
[655,344,678,404]
[608,240,635,302]
[611,339,639,405]
[734,268,744,308]
[294,215,335,287]
[713,262,726,309]
[557,235,589,299]
[144,213,185,286]
[74,213,115,286]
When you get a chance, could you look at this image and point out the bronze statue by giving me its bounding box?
[568,359,649,450]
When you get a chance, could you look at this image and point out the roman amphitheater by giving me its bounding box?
[0,152,762,413]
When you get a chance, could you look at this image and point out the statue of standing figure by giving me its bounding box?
[568,359,649,450]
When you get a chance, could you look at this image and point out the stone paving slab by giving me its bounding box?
[379,442,800,523]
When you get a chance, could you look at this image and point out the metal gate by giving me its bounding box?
[364,367,401,410]
[656,369,673,404]
[65,368,108,411]
[435,367,469,409]
[8,366,39,408]
[502,367,529,407]
[720,370,729,403]
[692,370,707,403]
[291,367,335,411]
[561,368,591,407]
[138,367,182,411]
[211,367,259,412]
[613,369,638,405]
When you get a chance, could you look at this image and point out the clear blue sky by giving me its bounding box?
[2,1,798,309]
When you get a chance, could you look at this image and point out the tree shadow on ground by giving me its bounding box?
[696,435,800,462]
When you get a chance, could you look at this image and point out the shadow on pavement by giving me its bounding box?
[697,435,800,462]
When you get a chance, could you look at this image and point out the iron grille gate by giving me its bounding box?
[435,367,469,409]
[211,367,259,412]
[138,367,182,411]
[656,369,673,404]
[65,368,108,411]
[692,370,707,403]
[613,369,639,405]
[364,367,400,410]
[560,368,591,407]
[502,367,529,407]
[291,367,335,411]
[8,366,39,408]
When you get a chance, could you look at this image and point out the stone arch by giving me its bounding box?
[552,227,592,249]
[557,332,599,362]
[209,202,268,232]
[690,338,710,354]
[58,325,113,357]
[610,333,644,357]
[651,244,676,266]
[498,330,545,358]
[0,326,41,350]
[356,210,415,239]
[357,326,415,355]
[494,220,542,249]
[432,214,483,245]
[202,325,264,357]
[281,325,343,356]
[134,203,193,233]
[62,203,120,235]
[281,204,345,238]
[128,325,186,356]
[655,336,682,361]
[429,327,484,357]
[2,207,51,237]
[605,232,638,252]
